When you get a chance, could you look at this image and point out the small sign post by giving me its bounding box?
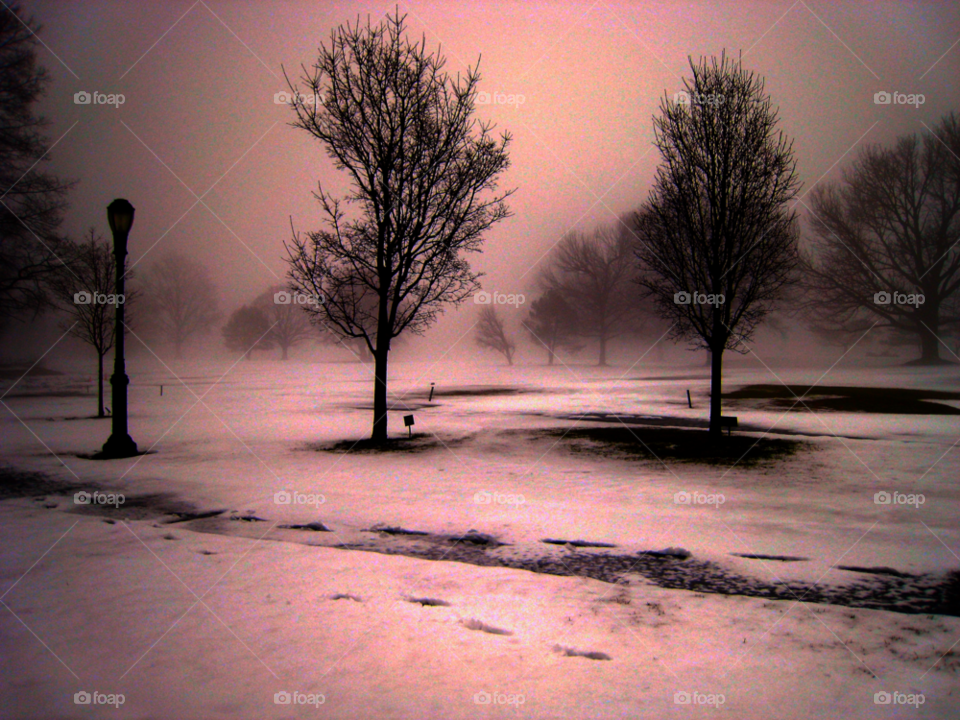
[403,414,415,438]
[428,383,435,402]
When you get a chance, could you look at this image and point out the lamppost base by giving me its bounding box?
[100,434,139,459]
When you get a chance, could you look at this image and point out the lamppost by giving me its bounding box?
[100,198,139,458]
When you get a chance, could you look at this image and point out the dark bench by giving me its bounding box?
[720,416,738,436]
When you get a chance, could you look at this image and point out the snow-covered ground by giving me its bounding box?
[1,357,958,718]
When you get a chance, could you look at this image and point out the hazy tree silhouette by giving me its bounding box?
[539,222,639,365]
[222,305,274,360]
[475,305,515,365]
[633,52,800,436]
[253,285,320,360]
[284,10,513,442]
[139,253,220,358]
[523,289,582,365]
[0,3,76,323]
[800,114,960,365]
[49,229,134,417]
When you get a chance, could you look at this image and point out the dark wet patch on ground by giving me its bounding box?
[521,426,803,466]
[733,553,809,562]
[365,524,430,536]
[724,385,960,415]
[334,535,960,617]
[307,433,472,454]
[279,521,329,531]
[412,385,541,399]
[543,538,617,548]
[9,466,957,618]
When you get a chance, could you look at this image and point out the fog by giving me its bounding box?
[10,0,958,365]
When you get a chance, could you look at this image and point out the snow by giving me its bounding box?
[1,357,958,718]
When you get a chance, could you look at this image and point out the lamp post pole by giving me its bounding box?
[101,198,138,458]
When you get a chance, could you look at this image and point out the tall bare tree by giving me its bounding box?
[0,3,76,324]
[49,229,134,417]
[475,305,515,365]
[253,285,321,360]
[284,10,513,442]
[800,114,960,365]
[139,253,220,358]
[523,288,582,365]
[222,305,274,360]
[539,223,639,365]
[633,52,800,435]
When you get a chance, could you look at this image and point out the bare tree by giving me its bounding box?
[0,3,76,323]
[632,52,800,436]
[284,10,513,442]
[253,285,320,360]
[800,114,960,365]
[139,253,220,358]
[222,305,274,360]
[49,229,134,417]
[539,223,639,365]
[475,305,515,364]
[523,288,582,365]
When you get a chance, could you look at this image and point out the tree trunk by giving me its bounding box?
[919,323,941,364]
[548,348,555,366]
[598,335,608,366]
[97,353,105,418]
[281,344,289,360]
[372,341,389,441]
[709,344,723,437]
